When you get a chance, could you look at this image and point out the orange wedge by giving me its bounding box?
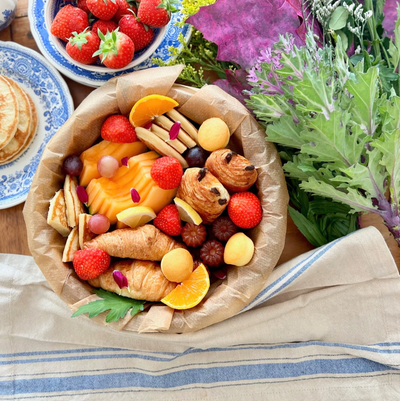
[129,95,179,127]
[161,264,210,310]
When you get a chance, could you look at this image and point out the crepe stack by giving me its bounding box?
[0,75,38,165]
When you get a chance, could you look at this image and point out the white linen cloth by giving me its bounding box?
[0,226,399,400]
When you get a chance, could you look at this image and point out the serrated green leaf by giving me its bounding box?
[300,177,376,213]
[388,40,400,72]
[248,94,294,123]
[308,199,353,215]
[72,289,145,323]
[378,63,398,93]
[329,6,349,30]
[380,96,400,131]
[371,129,400,200]
[345,67,379,135]
[300,111,364,168]
[288,206,328,247]
[293,69,335,118]
[265,115,306,148]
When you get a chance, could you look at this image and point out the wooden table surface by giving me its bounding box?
[1,0,399,269]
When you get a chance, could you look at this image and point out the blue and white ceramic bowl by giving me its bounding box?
[0,0,16,31]
[28,0,192,87]
[45,0,168,73]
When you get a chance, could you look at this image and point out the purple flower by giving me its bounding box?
[76,186,88,204]
[169,121,181,140]
[130,188,140,203]
[259,48,272,64]
[112,270,128,289]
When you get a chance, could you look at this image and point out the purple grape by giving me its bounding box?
[185,147,209,168]
[63,155,83,176]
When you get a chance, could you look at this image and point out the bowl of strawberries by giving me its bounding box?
[45,0,173,72]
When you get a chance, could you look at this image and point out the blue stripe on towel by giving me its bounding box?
[0,357,394,395]
[242,237,343,312]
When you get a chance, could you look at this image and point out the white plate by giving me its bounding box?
[28,0,192,88]
[0,41,74,209]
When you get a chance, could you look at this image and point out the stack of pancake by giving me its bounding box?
[0,75,38,165]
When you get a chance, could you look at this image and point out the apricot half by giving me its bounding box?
[161,248,194,283]
[198,118,230,151]
[224,232,255,266]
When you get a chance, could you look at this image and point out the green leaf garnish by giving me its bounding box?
[72,289,145,323]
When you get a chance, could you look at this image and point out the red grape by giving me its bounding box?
[97,155,119,178]
[88,214,110,234]
[185,147,209,168]
[63,155,83,176]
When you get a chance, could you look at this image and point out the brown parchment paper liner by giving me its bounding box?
[24,65,289,334]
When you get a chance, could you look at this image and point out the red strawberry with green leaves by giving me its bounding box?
[118,14,154,51]
[66,29,101,65]
[50,5,89,41]
[228,192,262,229]
[113,0,138,22]
[150,156,182,190]
[92,19,118,35]
[77,0,90,14]
[94,28,135,68]
[101,114,137,142]
[137,0,180,28]
[154,204,182,236]
[87,0,118,20]
[72,248,111,280]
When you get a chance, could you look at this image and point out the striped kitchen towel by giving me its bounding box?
[1,226,399,400]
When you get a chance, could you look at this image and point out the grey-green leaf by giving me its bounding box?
[329,6,349,30]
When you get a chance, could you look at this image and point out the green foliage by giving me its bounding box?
[71,289,145,323]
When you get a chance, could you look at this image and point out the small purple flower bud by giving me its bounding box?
[130,188,140,203]
[169,121,181,140]
[121,157,129,167]
[112,270,128,289]
[77,186,88,204]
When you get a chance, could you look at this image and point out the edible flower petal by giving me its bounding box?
[112,270,129,289]
[121,157,129,167]
[130,188,140,203]
[169,121,181,140]
[77,186,88,204]
[144,121,153,130]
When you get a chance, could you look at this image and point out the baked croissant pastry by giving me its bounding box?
[177,167,230,224]
[205,149,258,192]
[88,260,177,302]
[84,224,185,261]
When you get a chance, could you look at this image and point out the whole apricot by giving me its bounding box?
[161,248,194,282]
[224,232,255,266]
[198,118,230,151]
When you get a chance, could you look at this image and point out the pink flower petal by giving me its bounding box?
[169,121,181,140]
[213,269,227,280]
[112,270,129,289]
[121,157,129,167]
[144,121,153,130]
[130,188,140,203]
[77,186,88,204]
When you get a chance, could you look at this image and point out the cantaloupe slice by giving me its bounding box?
[79,140,147,187]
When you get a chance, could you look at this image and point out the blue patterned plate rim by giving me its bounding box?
[0,40,74,209]
[28,0,192,88]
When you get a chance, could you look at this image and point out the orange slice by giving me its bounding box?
[129,95,179,127]
[161,264,210,310]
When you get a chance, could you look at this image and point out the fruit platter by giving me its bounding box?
[24,65,288,333]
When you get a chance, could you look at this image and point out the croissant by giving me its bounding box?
[205,149,258,192]
[176,167,230,224]
[88,260,177,302]
[83,224,185,261]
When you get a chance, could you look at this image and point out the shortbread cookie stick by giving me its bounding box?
[83,224,185,261]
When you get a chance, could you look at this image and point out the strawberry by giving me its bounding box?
[150,156,182,190]
[72,248,111,280]
[50,5,89,42]
[66,29,101,65]
[228,192,262,229]
[77,0,90,14]
[94,29,135,68]
[154,204,182,236]
[87,0,118,20]
[113,0,138,22]
[101,114,137,142]
[137,0,180,28]
[119,14,154,51]
[92,19,118,35]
